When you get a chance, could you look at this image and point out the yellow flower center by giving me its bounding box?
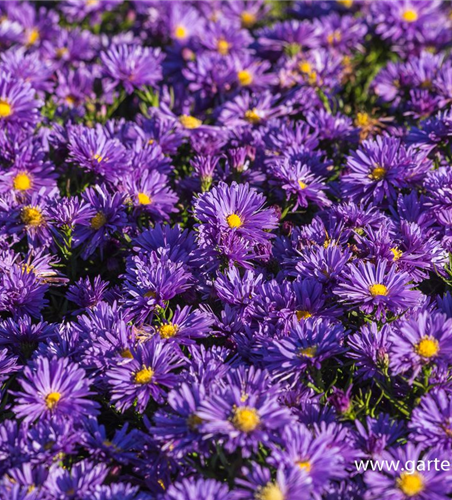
[134,367,154,384]
[232,406,260,432]
[256,483,284,500]
[369,283,388,297]
[90,212,107,230]
[93,153,103,163]
[370,166,386,180]
[27,28,39,46]
[45,392,61,410]
[241,11,256,27]
[0,100,11,117]
[226,213,243,228]
[296,460,312,472]
[21,207,43,227]
[298,180,307,190]
[337,0,353,6]
[144,290,156,298]
[397,472,424,496]
[187,413,203,430]
[299,61,312,74]
[179,115,202,129]
[237,70,253,86]
[56,47,68,59]
[65,95,76,106]
[391,247,403,261]
[299,346,317,358]
[416,337,439,358]
[13,173,32,191]
[217,38,230,55]
[355,112,370,127]
[159,323,179,339]
[327,30,342,45]
[244,108,261,124]
[174,25,187,40]
[137,192,152,205]
[296,310,312,320]
[120,349,133,359]
[402,9,418,23]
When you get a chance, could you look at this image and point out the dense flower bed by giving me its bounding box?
[2,0,452,499]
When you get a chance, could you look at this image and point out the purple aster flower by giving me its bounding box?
[315,13,367,54]
[68,125,130,184]
[123,252,192,324]
[194,181,278,244]
[270,158,331,210]
[0,315,55,358]
[257,19,319,56]
[347,322,391,382]
[353,413,405,459]
[108,336,185,412]
[154,305,213,344]
[409,389,452,447]
[100,43,163,94]
[370,0,447,55]
[0,71,42,133]
[72,184,127,260]
[12,356,99,423]
[44,460,108,499]
[197,21,253,56]
[364,443,452,500]
[334,260,422,320]
[271,423,347,497]
[66,276,109,313]
[389,310,452,377]
[217,91,289,128]
[265,318,346,380]
[341,137,425,206]
[152,382,207,457]
[234,463,312,500]
[0,262,48,319]
[197,369,293,457]
[122,170,178,221]
[163,477,232,500]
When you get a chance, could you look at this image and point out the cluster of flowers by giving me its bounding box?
[3,0,452,499]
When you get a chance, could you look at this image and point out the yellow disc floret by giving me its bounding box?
[241,11,256,28]
[134,367,154,385]
[298,180,308,190]
[296,310,312,320]
[217,38,230,55]
[179,115,202,129]
[402,9,418,23]
[391,247,403,261]
[226,213,243,228]
[299,346,317,358]
[21,207,43,227]
[13,172,32,191]
[159,323,179,339]
[370,166,386,180]
[90,212,107,230]
[45,392,61,410]
[256,482,284,500]
[137,192,152,205]
[27,28,39,46]
[397,472,424,496]
[237,70,253,86]
[355,112,370,127]
[296,460,312,472]
[0,99,11,117]
[369,283,388,297]
[174,25,187,40]
[416,336,439,358]
[244,108,261,124]
[232,406,260,432]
